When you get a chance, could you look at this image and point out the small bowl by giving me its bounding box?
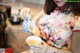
[26,36,42,46]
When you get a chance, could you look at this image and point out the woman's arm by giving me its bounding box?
[33,10,44,36]
[32,10,44,24]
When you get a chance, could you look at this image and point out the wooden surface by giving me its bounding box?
[6,19,30,52]
[71,31,80,53]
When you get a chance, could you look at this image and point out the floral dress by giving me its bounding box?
[38,10,78,48]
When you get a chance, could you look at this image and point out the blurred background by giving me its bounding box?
[5,0,45,18]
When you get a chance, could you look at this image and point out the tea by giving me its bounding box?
[28,40,39,46]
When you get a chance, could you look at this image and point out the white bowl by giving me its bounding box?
[26,36,42,46]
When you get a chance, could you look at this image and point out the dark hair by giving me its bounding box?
[44,0,80,15]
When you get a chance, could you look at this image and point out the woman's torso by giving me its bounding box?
[38,10,77,48]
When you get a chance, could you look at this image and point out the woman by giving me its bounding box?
[21,0,80,53]
[34,0,80,48]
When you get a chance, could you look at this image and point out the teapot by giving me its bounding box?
[22,17,35,34]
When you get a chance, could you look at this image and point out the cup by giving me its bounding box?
[26,36,47,53]
[26,36,42,47]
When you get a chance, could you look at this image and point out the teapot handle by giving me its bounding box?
[27,20,35,33]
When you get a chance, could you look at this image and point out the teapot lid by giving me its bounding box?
[23,17,31,22]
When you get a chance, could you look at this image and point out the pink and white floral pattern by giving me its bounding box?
[39,11,77,48]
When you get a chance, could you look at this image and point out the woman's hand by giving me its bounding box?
[47,40,53,46]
